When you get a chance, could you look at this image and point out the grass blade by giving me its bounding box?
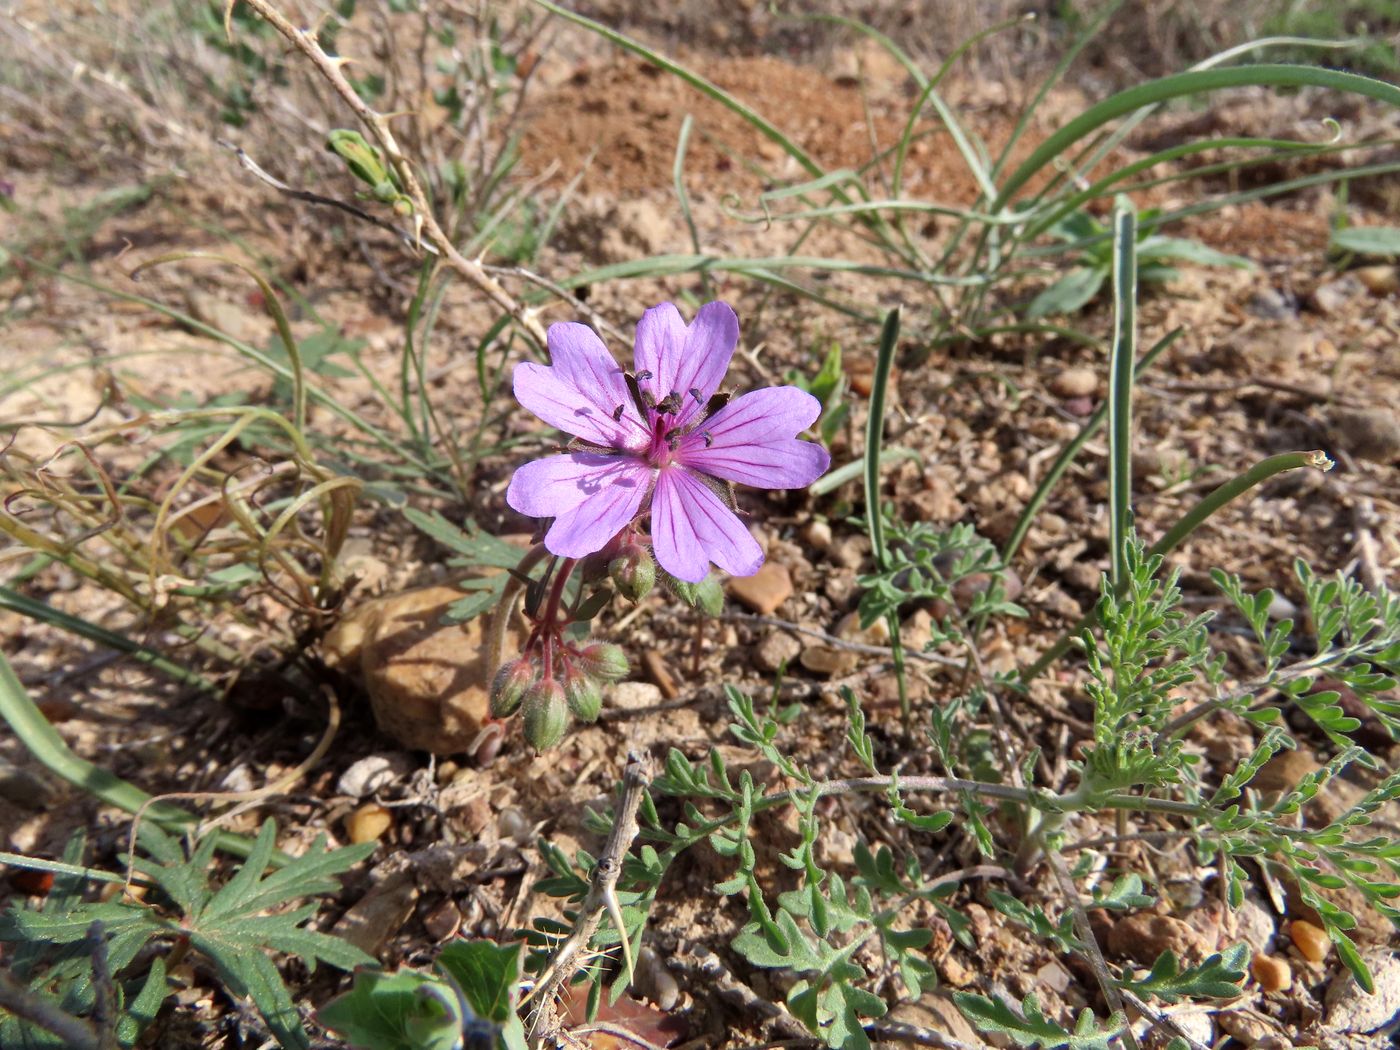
[863,309,907,721]
[994,65,1400,212]
[1107,207,1138,589]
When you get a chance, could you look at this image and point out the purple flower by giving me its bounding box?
[507,301,830,582]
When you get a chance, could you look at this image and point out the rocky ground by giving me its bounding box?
[2,2,1400,1048]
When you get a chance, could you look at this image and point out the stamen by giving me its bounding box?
[611,404,625,422]
[689,387,704,404]
[623,371,653,421]
[655,391,683,415]
[704,390,731,418]
[702,430,714,448]
[635,370,654,381]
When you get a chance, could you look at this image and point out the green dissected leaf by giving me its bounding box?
[434,940,521,1025]
[987,891,1081,952]
[1331,226,1400,257]
[402,507,525,569]
[1118,943,1249,1004]
[1026,266,1105,320]
[1089,874,1155,911]
[318,969,464,1050]
[954,992,1124,1050]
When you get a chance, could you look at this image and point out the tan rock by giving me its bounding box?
[799,644,858,676]
[728,561,793,615]
[1355,264,1399,295]
[879,991,986,1047]
[1289,919,1329,963]
[332,871,418,958]
[753,629,801,674]
[1049,366,1098,399]
[1250,953,1292,993]
[346,802,393,844]
[356,585,526,755]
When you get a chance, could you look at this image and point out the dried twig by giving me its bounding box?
[0,967,102,1050]
[526,751,654,1042]
[723,612,963,668]
[1046,850,1139,1050]
[231,0,548,348]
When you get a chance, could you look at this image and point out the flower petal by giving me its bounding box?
[634,301,738,429]
[677,386,830,488]
[507,453,652,558]
[650,467,763,582]
[513,323,646,449]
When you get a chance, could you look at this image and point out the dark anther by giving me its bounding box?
[623,371,653,420]
[704,391,731,417]
[611,404,625,422]
[655,391,683,415]
[702,430,714,448]
[689,387,704,404]
[634,370,654,381]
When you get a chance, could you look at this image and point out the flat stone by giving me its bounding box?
[332,871,418,958]
[355,585,526,755]
[1310,274,1363,316]
[610,681,663,710]
[337,753,415,798]
[753,629,801,674]
[799,644,858,676]
[727,561,793,615]
[1326,952,1400,1032]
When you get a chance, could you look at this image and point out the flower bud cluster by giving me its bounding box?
[489,641,629,751]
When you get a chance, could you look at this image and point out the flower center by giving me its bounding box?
[646,413,677,468]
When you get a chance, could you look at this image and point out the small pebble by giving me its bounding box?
[337,753,413,798]
[1251,954,1292,993]
[346,802,393,844]
[799,644,858,676]
[802,520,833,551]
[728,561,793,615]
[497,806,530,841]
[610,681,663,710]
[634,946,680,1011]
[422,898,463,942]
[753,629,801,674]
[1290,919,1330,963]
[1049,366,1098,399]
[1310,275,1362,316]
[1355,264,1399,295]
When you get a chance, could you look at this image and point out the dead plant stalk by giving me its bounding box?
[230,0,549,349]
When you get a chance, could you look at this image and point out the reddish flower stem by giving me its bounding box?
[536,558,577,681]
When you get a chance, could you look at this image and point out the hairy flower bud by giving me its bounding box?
[522,681,568,752]
[564,670,603,724]
[608,544,656,603]
[576,642,629,683]
[489,659,534,718]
